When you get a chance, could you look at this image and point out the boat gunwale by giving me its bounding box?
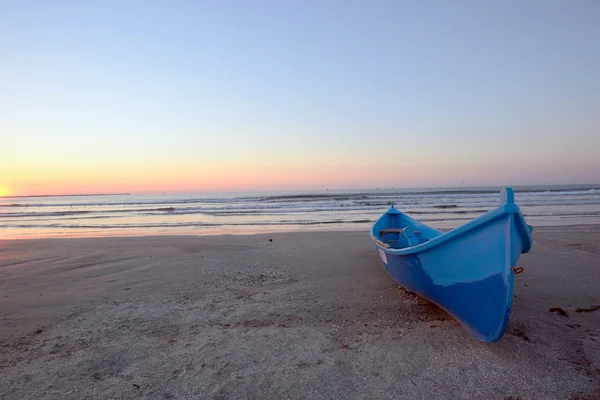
[370,203,532,256]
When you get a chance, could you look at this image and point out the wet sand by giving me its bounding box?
[1,227,599,399]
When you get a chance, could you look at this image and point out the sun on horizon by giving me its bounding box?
[0,186,10,197]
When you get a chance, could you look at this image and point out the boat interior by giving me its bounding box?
[373,205,442,249]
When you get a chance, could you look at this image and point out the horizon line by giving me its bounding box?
[3,183,600,199]
[2,193,131,199]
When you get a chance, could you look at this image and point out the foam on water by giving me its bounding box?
[1,184,599,238]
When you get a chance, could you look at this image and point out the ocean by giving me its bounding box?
[1,184,599,239]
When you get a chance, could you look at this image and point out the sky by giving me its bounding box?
[1,0,599,195]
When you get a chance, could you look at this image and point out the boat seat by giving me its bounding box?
[379,228,421,238]
[379,227,426,248]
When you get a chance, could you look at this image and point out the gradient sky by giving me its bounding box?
[1,0,599,195]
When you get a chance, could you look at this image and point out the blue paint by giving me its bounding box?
[370,188,533,342]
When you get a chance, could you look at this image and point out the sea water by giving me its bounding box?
[1,184,599,239]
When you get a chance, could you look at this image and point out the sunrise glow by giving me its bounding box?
[1,1,599,196]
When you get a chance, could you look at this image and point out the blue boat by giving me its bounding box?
[370,188,533,342]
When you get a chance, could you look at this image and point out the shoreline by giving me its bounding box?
[3,221,600,241]
[1,227,599,399]
[3,184,600,243]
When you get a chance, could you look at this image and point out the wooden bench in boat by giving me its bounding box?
[378,227,425,248]
[379,228,421,239]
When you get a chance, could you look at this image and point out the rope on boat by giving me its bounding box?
[512,266,525,275]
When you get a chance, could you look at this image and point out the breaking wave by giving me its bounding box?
[2,184,600,237]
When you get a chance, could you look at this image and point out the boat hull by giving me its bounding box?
[371,188,532,342]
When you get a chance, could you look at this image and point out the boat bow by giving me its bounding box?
[370,188,533,342]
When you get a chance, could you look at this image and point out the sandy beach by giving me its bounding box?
[1,227,599,399]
